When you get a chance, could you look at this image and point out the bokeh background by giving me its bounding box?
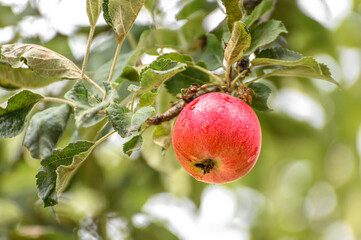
[1,0,361,239]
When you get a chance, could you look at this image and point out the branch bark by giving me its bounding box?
[146,86,224,125]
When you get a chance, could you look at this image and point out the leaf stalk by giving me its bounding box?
[81,25,96,80]
[83,75,106,96]
[107,39,124,83]
[190,65,224,84]
[94,130,116,148]
[245,72,273,85]
[225,65,232,91]
[42,97,76,109]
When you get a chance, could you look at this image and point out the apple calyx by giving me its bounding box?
[194,159,215,174]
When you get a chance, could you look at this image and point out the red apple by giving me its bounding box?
[172,92,261,184]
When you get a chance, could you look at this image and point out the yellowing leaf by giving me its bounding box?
[1,44,82,80]
[224,21,251,66]
[0,61,59,89]
[152,121,172,150]
[103,0,145,42]
[221,0,243,30]
[87,0,102,26]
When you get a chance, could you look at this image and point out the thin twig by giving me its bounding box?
[107,39,124,83]
[190,65,224,84]
[244,72,272,85]
[94,130,116,148]
[225,65,232,91]
[81,26,96,80]
[130,92,137,112]
[127,32,137,50]
[231,69,248,88]
[78,25,106,97]
[83,75,106,96]
[42,97,76,109]
[92,119,109,142]
[140,125,151,135]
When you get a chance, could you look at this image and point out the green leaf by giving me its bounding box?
[0,90,43,138]
[176,0,206,20]
[157,53,193,65]
[36,141,95,207]
[123,135,143,156]
[128,29,182,65]
[144,0,156,13]
[248,82,271,111]
[221,0,243,30]
[0,77,18,90]
[23,104,72,160]
[91,51,134,101]
[119,66,139,82]
[253,47,303,64]
[106,104,155,138]
[102,0,145,42]
[265,63,337,84]
[251,48,338,85]
[138,58,186,93]
[86,0,102,26]
[200,34,224,70]
[152,121,172,150]
[0,61,60,89]
[102,0,112,27]
[224,21,251,66]
[181,11,206,44]
[0,60,19,89]
[93,51,135,85]
[243,0,273,27]
[137,92,158,109]
[65,81,113,127]
[165,65,210,96]
[245,20,287,55]
[1,44,81,80]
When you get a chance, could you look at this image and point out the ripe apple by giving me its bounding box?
[172,92,261,184]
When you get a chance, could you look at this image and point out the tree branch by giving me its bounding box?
[146,85,224,125]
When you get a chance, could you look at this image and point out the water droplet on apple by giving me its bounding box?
[181,118,186,126]
[247,156,256,163]
[224,96,232,102]
[201,124,209,134]
[189,99,199,110]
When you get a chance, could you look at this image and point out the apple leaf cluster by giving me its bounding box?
[0,0,337,207]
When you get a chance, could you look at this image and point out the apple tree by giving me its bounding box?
[2,0,357,239]
[0,0,338,207]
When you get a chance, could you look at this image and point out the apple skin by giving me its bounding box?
[172,92,261,184]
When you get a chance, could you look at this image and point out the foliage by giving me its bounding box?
[1,0,359,239]
[0,0,336,209]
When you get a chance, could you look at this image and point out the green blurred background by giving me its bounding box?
[1,0,361,239]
